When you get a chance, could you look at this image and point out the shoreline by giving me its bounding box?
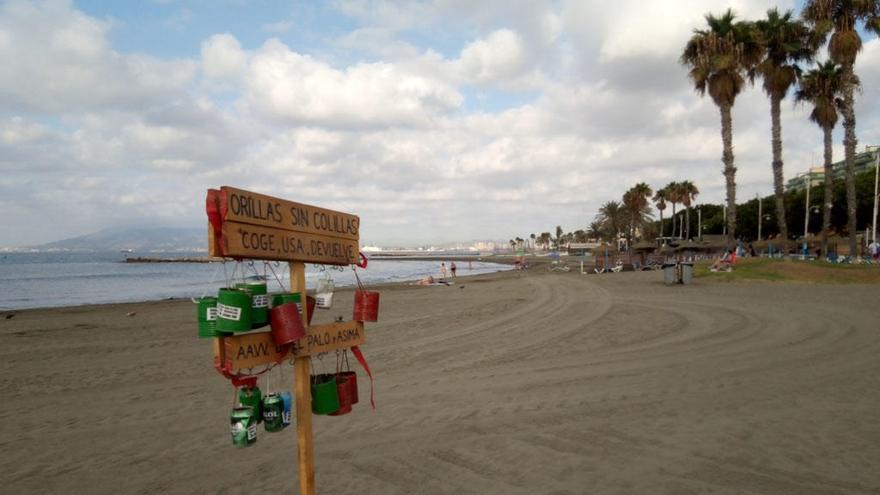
[0,264,517,314]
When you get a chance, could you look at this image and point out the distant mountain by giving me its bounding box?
[34,227,206,252]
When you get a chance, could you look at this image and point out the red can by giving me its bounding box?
[269,302,306,345]
[352,291,379,322]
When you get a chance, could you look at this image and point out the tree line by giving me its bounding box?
[511,2,879,255]
[681,1,880,257]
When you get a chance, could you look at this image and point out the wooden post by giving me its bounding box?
[290,262,315,495]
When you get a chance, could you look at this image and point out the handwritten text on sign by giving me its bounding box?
[223,332,290,370]
[220,186,359,241]
[221,321,366,370]
[291,320,365,357]
[218,221,360,265]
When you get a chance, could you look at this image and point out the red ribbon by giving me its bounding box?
[357,252,369,269]
[206,189,225,256]
[350,345,375,409]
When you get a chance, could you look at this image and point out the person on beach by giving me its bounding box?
[440,262,447,281]
[450,261,457,279]
[869,240,879,261]
[710,250,733,272]
[417,275,435,286]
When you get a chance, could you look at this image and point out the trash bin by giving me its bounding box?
[680,263,694,285]
[662,263,677,285]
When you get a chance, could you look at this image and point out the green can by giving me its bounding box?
[271,292,302,312]
[239,386,262,423]
[196,296,219,338]
[311,374,340,415]
[230,407,257,447]
[262,393,284,432]
[236,279,269,329]
[216,288,253,333]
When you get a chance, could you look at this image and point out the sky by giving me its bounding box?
[1,0,879,248]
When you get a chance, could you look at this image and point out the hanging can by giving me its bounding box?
[311,374,340,415]
[269,302,306,345]
[216,288,253,333]
[271,292,300,310]
[236,279,269,329]
[239,386,263,423]
[196,296,219,338]
[262,393,284,432]
[306,296,316,324]
[329,373,354,416]
[270,293,315,325]
[280,391,293,427]
[230,407,257,447]
[353,291,380,322]
[337,371,358,405]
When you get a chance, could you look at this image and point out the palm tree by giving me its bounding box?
[587,221,603,240]
[624,183,653,244]
[803,0,880,256]
[530,233,536,252]
[653,188,668,238]
[622,190,638,246]
[681,10,762,244]
[540,232,552,251]
[795,60,852,257]
[596,201,627,244]
[755,8,816,246]
[554,225,563,250]
[678,181,700,239]
[663,182,680,237]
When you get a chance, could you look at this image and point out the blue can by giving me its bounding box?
[281,391,292,427]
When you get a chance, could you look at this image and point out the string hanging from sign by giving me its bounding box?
[192,260,225,303]
[265,261,289,293]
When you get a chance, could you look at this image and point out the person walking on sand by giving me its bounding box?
[450,261,457,279]
[440,262,447,281]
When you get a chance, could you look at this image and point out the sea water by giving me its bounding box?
[0,252,510,310]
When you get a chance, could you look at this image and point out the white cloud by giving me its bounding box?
[455,29,528,84]
[0,116,49,145]
[0,0,196,115]
[201,34,247,82]
[242,39,463,127]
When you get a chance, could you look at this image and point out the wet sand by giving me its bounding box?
[2,268,879,494]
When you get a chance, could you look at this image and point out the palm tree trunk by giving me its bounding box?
[671,203,677,238]
[842,63,858,257]
[720,102,737,245]
[685,207,691,239]
[659,210,664,238]
[821,125,833,258]
[770,93,789,249]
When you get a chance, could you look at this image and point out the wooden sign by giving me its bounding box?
[219,186,359,240]
[291,320,365,357]
[220,321,366,371]
[205,188,371,495]
[223,331,290,370]
[214,221,360,265]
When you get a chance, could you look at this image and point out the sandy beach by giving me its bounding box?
[2,268,879,494]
